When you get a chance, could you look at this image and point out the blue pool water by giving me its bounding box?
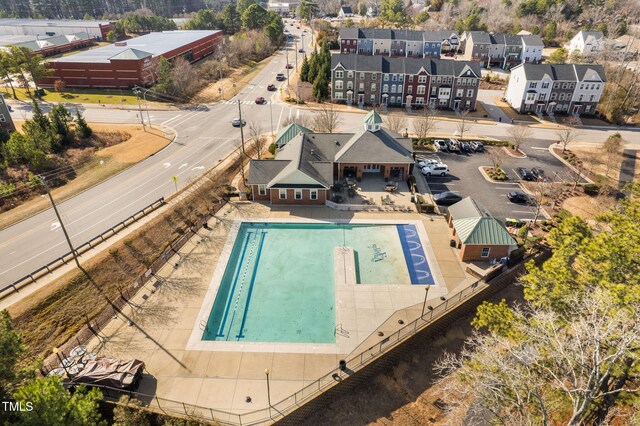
[202,222,435,343]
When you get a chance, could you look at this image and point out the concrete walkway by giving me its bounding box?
[476,89,510,123]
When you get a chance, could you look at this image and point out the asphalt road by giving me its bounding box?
[1,24,639,286]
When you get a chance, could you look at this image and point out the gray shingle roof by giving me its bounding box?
[247,160,289,184]
[573,64,606,81]
[339,27,359,39]
[578,30,604,40]
[331,54,482,77]
[341,6,353,13]
[466,31,491,44]
[521,34,544,47]
[517,63,605,82]
[334,128,413,163]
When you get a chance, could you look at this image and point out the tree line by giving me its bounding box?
[0,47,50,99]
[436,182,640,424]
[300,40,331,102]
[1,102,91,172]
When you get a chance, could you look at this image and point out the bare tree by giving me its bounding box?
[487,147,505,171]
[313,104,343,133]
[507,123,531,152]
[456,110,473,139]
[281,113,314,129]
[384,114,408,134]
[233,139,247,185]
[581,150,602,176]
[435,288,640,426]
[556,116,581,153]
[413,106,438,143]
[248,122,267,159]
[601,133,624,177]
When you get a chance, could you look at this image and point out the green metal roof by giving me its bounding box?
[275,123,311,147]
[453,217,517,246]
[364,110,383,124]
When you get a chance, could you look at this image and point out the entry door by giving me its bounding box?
[536,104,543,113]
[572,105,581,114]
[429,98,436,108]
[363,164,380,173]
[547,104,555,113]
[454,100,461,110]
[347,92,353,104]
[358,94,364,104]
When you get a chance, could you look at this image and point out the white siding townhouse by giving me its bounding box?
[567,30,605,56]
[505,63,606,116]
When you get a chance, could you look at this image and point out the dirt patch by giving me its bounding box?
[570,143,639,185]
[193,55,275,103]
[562,195,614,221]
[492,96,538,123]
[0,124,173,229]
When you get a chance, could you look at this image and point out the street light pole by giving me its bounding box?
[294,40,298,71]
[286,48,290,85]
[40,176,81,269]
[421,286,430,318]
[142,89,152,129]
[269,98,274,137]
[265,368,272,419]
[133,88,145,130]
[237,99,246,157]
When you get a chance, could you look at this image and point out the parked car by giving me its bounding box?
[421,164,449,176]
[267,84,276,91]
[470,141,484,152]
[298,48,305,53]
[433,191,463,205]
[418,159,439,168]
[443,52,455,57]
[447,138,460,152]
[516,167,535,181]
[276,73,286,81]
[460,141,471,152]
[531,167,546,181]
[434,139,448,152]
[231,118,246,127]
[255,96,266,104]
[285,63,293,69]
[507,191,535,204]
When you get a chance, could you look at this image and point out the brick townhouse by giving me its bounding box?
[330,54,482,110]
[504,63,606,115]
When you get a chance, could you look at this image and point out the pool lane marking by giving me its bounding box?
[216,230,254,337]
[235,230,267,340]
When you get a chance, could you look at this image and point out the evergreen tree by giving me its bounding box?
[312,73,329,102]
[75,110,92,139]
[300,55,310,82]
[49,104,73,147]
[221,4,241,34]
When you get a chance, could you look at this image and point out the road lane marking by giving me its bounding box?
[161,114,182,125]
[192,166,205,171]
[530,146,549,150]
[163,162,171,168]
[178,163,188,169]
[50,222,60,231]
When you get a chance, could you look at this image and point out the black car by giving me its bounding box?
[507,191,534,204]
[516,167,535,181]
[433,191,463,205]
[267,84,276,91]
[298,48,305,53]
[531,167,546,181]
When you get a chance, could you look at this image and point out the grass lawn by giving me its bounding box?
[1,87,156,106]
[0,123,174,230]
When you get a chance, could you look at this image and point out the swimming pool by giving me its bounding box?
[202,222,435,344]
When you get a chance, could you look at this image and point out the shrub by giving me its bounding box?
[583,183,599,196]
[268,143,277,155]
[517,225,529,239]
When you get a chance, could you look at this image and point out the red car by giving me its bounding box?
[267,84,276,91]
[255,96,266,104]
[285,64,293,69]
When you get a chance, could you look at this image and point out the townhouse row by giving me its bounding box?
[338,28,544,68]
[504,63,606,116]
[330,54,482,109]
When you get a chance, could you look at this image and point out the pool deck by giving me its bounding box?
[84,202,472,421]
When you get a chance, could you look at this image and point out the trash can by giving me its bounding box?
[450,239,456,247]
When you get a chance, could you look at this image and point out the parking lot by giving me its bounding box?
[416,139,576,222]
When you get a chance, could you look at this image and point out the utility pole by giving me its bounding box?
[269,98,274,137]
[237,99,246,157]
[142,90,152,128]
[294,40,298,71]
[286,48,290,85]
[40,176,81,269]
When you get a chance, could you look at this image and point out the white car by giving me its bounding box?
[418,159,439,168]
[434,139,448,151]
[421,164,449,176]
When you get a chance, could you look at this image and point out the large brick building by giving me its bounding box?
[40,30,222,89]
[248,111,414,205]
[0,32,94,57]
[330,54,482,109]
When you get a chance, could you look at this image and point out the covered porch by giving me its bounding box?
[328,174,416,212]
[337,162,412,182]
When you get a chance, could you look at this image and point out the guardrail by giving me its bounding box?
[0,198,166,299]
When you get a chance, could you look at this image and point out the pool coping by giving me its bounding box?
[186,218,447,355]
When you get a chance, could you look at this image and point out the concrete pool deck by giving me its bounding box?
[84,202,472,420]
